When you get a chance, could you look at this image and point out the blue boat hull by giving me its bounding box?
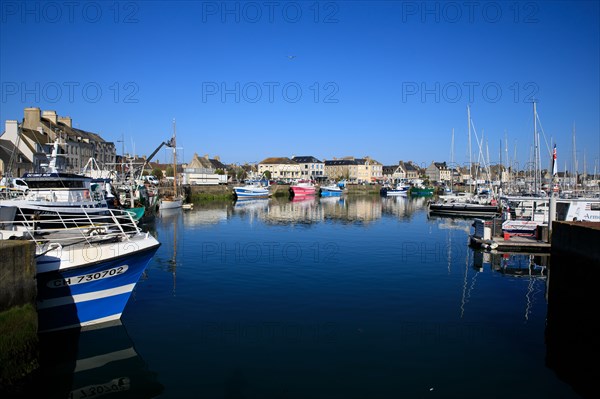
[36,246,159,332]
[320,190,342,197]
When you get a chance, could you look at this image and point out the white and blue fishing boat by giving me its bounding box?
[380,182,409,196]
[233,180,271,199]
[1,205,160,332]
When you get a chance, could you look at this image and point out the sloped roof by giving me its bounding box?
[325,159,358,166]
[259,157,297,165]
[292,155,322,163]
[41,118,110,144]
[209,158,227,170]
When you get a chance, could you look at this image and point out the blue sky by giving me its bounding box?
[1,1,599,172]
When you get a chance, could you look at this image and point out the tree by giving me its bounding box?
[215,168,225,175]
[165,166,174,177]
[152,168,163,178]
[263,170,271,180]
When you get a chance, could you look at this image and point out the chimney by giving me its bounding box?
[23,107,41,130]
[42,110,58,124]
[204,154,210,160]
[214,155,220,161]
[4,120,18,140]
[58,116,72,127]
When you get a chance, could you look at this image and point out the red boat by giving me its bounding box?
[289,180,317,197]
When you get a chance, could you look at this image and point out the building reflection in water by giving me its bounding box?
[382,196,428,220]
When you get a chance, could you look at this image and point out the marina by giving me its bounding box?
[3,195,593,398]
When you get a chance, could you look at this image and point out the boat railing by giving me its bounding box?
[6,206,142,250]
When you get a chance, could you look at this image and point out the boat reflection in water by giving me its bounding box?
[263,196,322,225]
[233,198,269,223]
[32,320,163,399]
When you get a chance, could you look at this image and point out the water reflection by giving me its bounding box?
[31,320,163,399]
[381,195,428,220]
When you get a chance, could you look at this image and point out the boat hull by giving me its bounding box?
[35,235,160,332]
[319,186,342,197]
[159,198,183,209]
[233,187,270,198]
[380,188,408,196]
[290,186,316,196]
[428,203,500,218]
[320,190,342,197]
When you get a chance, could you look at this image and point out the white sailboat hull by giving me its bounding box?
[159,197,183,209]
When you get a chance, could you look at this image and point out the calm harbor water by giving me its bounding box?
[32,196,589,398]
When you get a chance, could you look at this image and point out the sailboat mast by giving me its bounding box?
[533,101,538,195]
[467,105,472,193]
[572,123,577,193]
[172,118,177,195]
[451,128,454,191]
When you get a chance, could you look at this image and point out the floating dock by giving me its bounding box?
[469,234,551,253]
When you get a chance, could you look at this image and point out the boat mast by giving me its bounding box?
[572,123,577,194]
[533,100,538,195]
[467,105,472,194]
[172,118,177,196]
[451,128,454,192]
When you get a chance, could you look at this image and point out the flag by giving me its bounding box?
[552,144,558,176]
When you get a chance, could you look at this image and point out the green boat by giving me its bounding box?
[409,186,434,196]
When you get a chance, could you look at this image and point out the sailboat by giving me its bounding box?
[159,119,184,210]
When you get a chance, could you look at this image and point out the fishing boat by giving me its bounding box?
[233,179,271,199]
[408,185,434,197]
[0,205,160,332]
[0,140,114,228]
[289,179,317,197]
[319,184,343,197]
[380,182,409,196]
[159,119,184,210]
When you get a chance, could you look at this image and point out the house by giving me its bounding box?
[324,158,359,181]
[425,162,451,183]
[291,155,325,181]
[258,157,301,181]
[183,153,227,185]
[0,108,116,173]
[324,156,383,183]
[0,137,33,178]
[355,157,383,183]
[400,161,421,180]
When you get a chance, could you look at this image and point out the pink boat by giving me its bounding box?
[289,180,317,197]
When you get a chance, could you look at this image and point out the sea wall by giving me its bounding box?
[551,221,600,263]
[547,221,599,398]
[0,240,38,391]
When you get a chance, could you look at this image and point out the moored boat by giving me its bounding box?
[289,180,317,197]
[233,181,271,199]
[0,205,160,332]
[319,184,343,197]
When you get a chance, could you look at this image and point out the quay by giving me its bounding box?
[0,240,38,393]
